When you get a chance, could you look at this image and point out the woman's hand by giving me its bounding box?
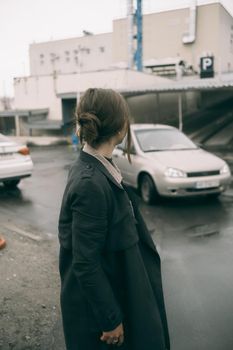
[100,322,124,346]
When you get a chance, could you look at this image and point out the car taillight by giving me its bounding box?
[18,146,30,155]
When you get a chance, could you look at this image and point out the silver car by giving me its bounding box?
[0,133,33,188]
[113,124,232,204]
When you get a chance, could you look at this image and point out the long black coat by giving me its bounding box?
[58,150,170,350]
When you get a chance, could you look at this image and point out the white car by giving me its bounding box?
[113,124,232,204]
[0,133,33,188]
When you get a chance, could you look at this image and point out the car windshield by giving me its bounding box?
[134,128,198,152]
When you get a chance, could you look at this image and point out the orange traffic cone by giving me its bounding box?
[0,236,6,250]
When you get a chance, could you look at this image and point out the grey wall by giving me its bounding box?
[200,90,233,108]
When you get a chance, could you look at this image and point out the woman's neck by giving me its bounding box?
[92,141,115,159]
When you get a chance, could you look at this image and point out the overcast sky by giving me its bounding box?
[1,0,233,97]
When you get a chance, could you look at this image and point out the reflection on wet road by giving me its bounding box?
[141,194,233,350]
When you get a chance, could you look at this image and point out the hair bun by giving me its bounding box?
[77,112,101,143]
[78,112,99,126]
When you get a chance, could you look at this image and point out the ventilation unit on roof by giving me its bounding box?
[183,0,197,44]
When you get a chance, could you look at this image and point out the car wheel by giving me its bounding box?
[3,179,20,188]
[139,174,157,204]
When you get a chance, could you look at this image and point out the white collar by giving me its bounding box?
[83,143,123,184]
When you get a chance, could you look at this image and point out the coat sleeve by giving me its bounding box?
[70,177,123,332]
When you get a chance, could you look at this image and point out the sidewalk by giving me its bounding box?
[50,318,66,350]
[0,224,65,350]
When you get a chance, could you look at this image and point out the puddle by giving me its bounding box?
[187,223,219,238]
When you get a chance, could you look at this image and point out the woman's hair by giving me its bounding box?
[76,88,131,162]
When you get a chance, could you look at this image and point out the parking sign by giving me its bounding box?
[200,56,214,78]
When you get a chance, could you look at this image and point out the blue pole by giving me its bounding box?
[136,0,143,71]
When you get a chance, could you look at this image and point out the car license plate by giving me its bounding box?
[0,153,13,160]
[195,180,219,189]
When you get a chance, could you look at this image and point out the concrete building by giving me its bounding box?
[0,97,14,111]
[4,1,233,136]
[29,33,113,76]
[0,97,15,135]
[28,2,233,78]
[114,1,233,76]
[13,69,170,136]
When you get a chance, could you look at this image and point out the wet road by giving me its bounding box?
[0,146,233,350]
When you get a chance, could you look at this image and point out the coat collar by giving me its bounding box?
[79,145,124,190]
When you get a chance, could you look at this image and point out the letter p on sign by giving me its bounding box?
[200,56,214,78]
[203,57,212,70]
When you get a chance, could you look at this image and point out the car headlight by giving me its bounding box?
[165,167,187,178]
[220,164,230,175]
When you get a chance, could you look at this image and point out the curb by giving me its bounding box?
[0,237,6,250]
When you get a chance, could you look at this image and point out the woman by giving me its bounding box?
[58,88,170,350]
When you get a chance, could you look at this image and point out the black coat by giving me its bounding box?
[58,150,170,350]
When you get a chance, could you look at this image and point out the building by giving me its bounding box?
[114,1,233,76]
[29,32,113,76]
[28,2,233,78]
[0,96,14,111]
[4,1,233,136]
[0,97,15,135]
[13,69,170,136]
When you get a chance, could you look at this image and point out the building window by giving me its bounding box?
[40,60,44,65]
[99,46,105,53]
[66,57,70,62]
[40,53,44,58]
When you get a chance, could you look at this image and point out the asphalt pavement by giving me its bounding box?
[0,145,233,350]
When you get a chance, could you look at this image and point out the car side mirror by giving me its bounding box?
[194,142,202,148]
[195,142,208,150]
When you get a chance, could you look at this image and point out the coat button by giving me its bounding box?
[86,164,92,169]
